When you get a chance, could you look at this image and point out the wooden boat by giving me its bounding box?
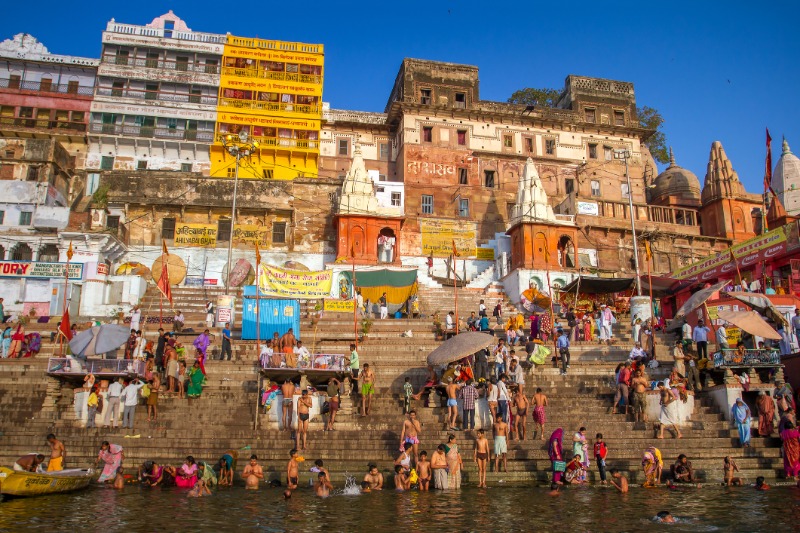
[0,467,94,497]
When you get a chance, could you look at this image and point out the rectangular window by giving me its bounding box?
[484,170,495,188]
[161,217,176,239]
[110,81,124,97]
[189,89,202,104]
[137,160,148,170]
[459,168,468,185]
[390,192,401,207]
[459,199,469,217]
[591,180,601,196]
[145,83,158,101]
[614,110,625,126]
[454,92,466,109]
[565,178,575,195]
[71,111,85,123]
[39,78,52,92]
[503,135,513,148]
[545,139,555,155]
[167,118,177,130]
[421,194,433,214]
[457,130,467,146]
[100,156,114,170]
[181,163,192,172]
[584,108,596,123]
[115,50,129,65]
[604,146,613,161]
[67,80,79,94]
[420,88,432,105]
[378,174,387,182]
[205,59,219,74]
[422,126,433,143]
[9,75,21,89]
[146,52,159,69]
[26,166,38,181]
[621,183,630,198]
[175,56,189,72]
[19,211,32,226]
[338,139,348,156]
[588,144,598,159]
[272,221,287,244]
[507,202,515,219]
[217,219,232,242]
[227,167,236,178]
[0,211,4,224]
[379,142,389,161]
[524,137,534,153]
[106,215,120,230]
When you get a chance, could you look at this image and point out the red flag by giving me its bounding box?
[452,239,460,257]
[58,309,72,341]
[764,128,773,193]
[157,241,173,304]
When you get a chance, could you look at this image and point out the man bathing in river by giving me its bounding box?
[287,449,301,490]
[445,378,459,430]
[513,388,529,441]
[296,389,313,451]
[474,429,490,488]
[531,388,548,440]
[243,454,263,490]
[417,451,431,491]
[400,410,422,467]
[281,379,296,431]
[610,468,629,493]
[46,433,66,471]
[363,463,383,491]
[314,472,333,497]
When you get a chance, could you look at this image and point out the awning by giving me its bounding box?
[717,310,781,340]
[560,276,634,294]
[641,276,693,297]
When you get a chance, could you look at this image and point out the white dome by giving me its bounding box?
[772,139,800,216]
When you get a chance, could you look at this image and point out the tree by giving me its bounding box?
[637,106,668,164]
[507,88,561,108]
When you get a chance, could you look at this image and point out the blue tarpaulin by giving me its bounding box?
[242,286,300,341]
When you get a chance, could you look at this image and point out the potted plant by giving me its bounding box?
[360,316,373,341]
[432,311,444,340]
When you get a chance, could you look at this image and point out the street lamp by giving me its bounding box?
[614,149,642,296]
[221,130,260,295]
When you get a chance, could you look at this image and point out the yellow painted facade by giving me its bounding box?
[211,37,324,180]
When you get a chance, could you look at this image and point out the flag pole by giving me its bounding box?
[544,244,557,351]
[60,241,73,356]
[255,242,261,351]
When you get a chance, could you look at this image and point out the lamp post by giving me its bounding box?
[221,131,260,295]
[614,149,642,296]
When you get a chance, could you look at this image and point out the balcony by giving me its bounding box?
[0,116,86,133]
[218,97,320,116]
[220,66,322,85]
[90,122,214,142]
[214,133,319,151]
[105,21,227,44]
[0,77,94,96]
[95,86,217,106]
[101,55,221,75]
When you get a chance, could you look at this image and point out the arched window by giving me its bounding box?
[11,243,33,261]
[39,244,59,262]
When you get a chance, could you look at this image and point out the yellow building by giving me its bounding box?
[211,36,324,180]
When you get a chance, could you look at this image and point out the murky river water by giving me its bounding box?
[2,483,800,531]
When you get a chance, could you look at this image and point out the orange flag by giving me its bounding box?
[157,241,173,304]
[66,241,74,261]
[452,239,460,257]
[58,308,72,341]
[255,241,261,265]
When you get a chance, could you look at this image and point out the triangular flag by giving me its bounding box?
[644,240,652,261]
[58,309,72,341]
[452,239,460,257]
[764,128,773,194]
[255,241,261,265]
[66,241,73,261]
[157,241,173,305]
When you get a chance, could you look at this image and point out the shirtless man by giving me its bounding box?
[445,378,459,430]
[474,428,490,488]
[287,449,300,490]
[363,463,383,490]
[165,342,178,393]
[314,472,333,497]
[400,410,422,466]
[610,469,629,493]
[113,467,126,490]
[417,451,431,491]
[394,465,410,491]
[531,388,548,440]
[296,389,313,451]
[46,433,66,471]
[359,363,376,417]
[513,389,529,441]
[493,417,509,473]
[13,453,45,472]
[631,369,649,423]
[242,454,264,490]
[281,379,296,431]
[281,328,297,367]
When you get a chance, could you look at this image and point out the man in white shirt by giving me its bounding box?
[692,319,711,360]
[356,290,364,318]
[716,324,730,350]
[681,321,693,352]
[259,342,274,368]
[445,312,455,338]
[629,342,647,360]
[104,378,124,428]
[173,311,185,333]
[496,374,510,423]
[293,340,311,368]
[120,378,145,430]
[129,306,141,332]
[493,340,509,379]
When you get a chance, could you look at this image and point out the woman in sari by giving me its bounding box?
[186,361,204,399]
[564,454,587,484]
[539,313,552,343]
[8,324,24,358]
[548,428,564,484]
[96,441,124,483]
[583,317,592,343]
[756,391,776,436]
[642,449,658,487]
[731,398,752,448]
[572,427,589,478]
[173,456,199,488]
[780,421,800,480]
[0,327,11,358]
[198,461,218,487]
[139,461,173,487]
[192,330,211,376]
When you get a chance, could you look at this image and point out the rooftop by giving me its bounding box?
[0,33,99,66]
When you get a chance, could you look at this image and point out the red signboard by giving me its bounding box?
[96,263,109,276]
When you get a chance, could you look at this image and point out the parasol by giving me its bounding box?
[115,262,151,278]
[69,325,132,357]
[674,280,728,320]
[721,291,789,328]
[717,310,781,340]
[426,331,495,366]
[152,253,186,285]
[521,287,551,312]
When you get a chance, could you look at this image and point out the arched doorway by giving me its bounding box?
[533,232,548,264]
[377,227,396,263]
[350,226,365,258]
[558,235,576,268]
[11,243,33,261]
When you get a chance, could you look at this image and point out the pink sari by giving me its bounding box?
[175,463,198,488]
[97,444,123,482]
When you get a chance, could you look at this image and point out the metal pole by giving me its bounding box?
[353,261,358,349]
[225,151,241,295]
[623,152,643,296]
[453,254,459,334]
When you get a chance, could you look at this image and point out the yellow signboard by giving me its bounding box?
[217,113,320,129]
[224,44,324,66]
[420,218,477,258]
[222,77,322,96]
[726,327,741,345]
[324,299,355,313]
[476,248,495,261]
[233,224,270,245]
[257,264,333,299]
[174,223,217,247]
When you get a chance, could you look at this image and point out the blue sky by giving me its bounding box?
[2,0,798,192]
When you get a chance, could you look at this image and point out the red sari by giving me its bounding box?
[757,394,775,436]
[781,428,800,478]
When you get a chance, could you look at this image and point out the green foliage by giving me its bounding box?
[91,184,110,208]
[361,316,373,335]
[507,87,561,108]
[637,106,669,164]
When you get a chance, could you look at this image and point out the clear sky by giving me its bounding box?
[2,0,798,192]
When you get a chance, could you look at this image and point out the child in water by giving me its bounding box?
[113,467,125,490]
[655,511,676,523]
[755,476,770,491]
[724,456,742,486]
[188,479,212,497]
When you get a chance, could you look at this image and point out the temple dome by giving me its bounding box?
[772,139,800,216]
[650,148,701,206]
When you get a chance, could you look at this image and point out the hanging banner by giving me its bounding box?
[257,264,333,299]
[420,218,477,258]
[174,223,218,247]
[233,224,270,245]
[323,299,355,313]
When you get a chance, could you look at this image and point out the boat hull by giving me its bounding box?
[0,467,94,497]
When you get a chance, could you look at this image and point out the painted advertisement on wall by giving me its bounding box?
[174,223,218,247]
[419,218,477,258]
[0,261,83,279]
[257,264,333,299]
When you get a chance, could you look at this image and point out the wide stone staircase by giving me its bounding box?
[0,284,785,487]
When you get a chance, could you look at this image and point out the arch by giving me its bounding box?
[377,227,396,263]
[533,232,548,263]
[552,278,566,290]
[529,276,543,290]
[350,225,366,257]
[557,235,576,268]
[733,206,746,233]
[38,243,59,262]
[11,243,33,261]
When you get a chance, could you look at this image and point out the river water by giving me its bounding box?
[1,483,798,531]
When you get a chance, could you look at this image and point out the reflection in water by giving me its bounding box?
[0,484,798,531]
